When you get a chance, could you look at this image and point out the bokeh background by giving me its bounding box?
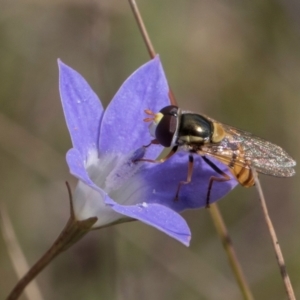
[1,0,300,299]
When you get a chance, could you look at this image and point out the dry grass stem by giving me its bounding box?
[0,204,45,300]
[252,168,296,300]
[209,204,254,300]
[128,1,253,299]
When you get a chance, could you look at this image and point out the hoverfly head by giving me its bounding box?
[146,105,179,147]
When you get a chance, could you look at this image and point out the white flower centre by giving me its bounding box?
[72,147,149,227]
[86,148,146,204]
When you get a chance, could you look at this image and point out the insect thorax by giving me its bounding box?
[176,113,213,146]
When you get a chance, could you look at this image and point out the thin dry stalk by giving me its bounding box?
[209,204,254,300]
[128,0,177,105]
[252,168,296,300]
[128,1,254,299]
[128,0,156,59]
[0,204,45,300]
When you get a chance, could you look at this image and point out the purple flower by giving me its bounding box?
[58,57,237,246]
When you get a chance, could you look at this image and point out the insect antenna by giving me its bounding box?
[143,109,155,122]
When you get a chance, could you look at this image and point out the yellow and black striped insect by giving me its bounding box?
[141,105,296,206]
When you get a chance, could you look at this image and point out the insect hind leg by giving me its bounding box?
[202,156,231,208]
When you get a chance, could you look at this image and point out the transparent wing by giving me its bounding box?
[199,146,249,169]
[203,117,296,177]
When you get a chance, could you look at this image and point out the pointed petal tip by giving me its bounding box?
[183,235,191,247]
[169,229,191,246]
[152,54,162,66]
[57,58,63,67]
[57,59,69,71]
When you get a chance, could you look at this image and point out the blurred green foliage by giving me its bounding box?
[1,1,300,299]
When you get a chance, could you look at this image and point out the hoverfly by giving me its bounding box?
[140,105,296,207]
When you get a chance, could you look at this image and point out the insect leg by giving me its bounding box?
[144,139,160,148]
[175,154,194,201]
[202,156,231,208]
[134,145,178,163]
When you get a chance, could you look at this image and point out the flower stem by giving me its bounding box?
[252,168,296,300]
[6,216,97,300]
[6,183,98,300]
[209,204,254,300]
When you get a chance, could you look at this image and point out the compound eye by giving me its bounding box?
[159,105,178,116]
[155,110,178,147]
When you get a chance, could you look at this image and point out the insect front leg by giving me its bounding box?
[143,139,160,148]
[202,156,231,208]
[175,154,194,201]
[134,145,178,164]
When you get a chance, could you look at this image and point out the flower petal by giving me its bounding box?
[66,148,191,244]
[99,56,170,159]
[141,152,238,211]
[66,148,124,225]
[105,198,191,246]
[59,60,103,158]
[66,148,101,190]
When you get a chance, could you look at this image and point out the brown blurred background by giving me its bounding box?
[1,0,300,299]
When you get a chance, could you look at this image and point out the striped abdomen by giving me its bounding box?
[228,149,255,187]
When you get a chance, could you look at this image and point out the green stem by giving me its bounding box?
[6,216,97,300]
[6,182,98,300]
